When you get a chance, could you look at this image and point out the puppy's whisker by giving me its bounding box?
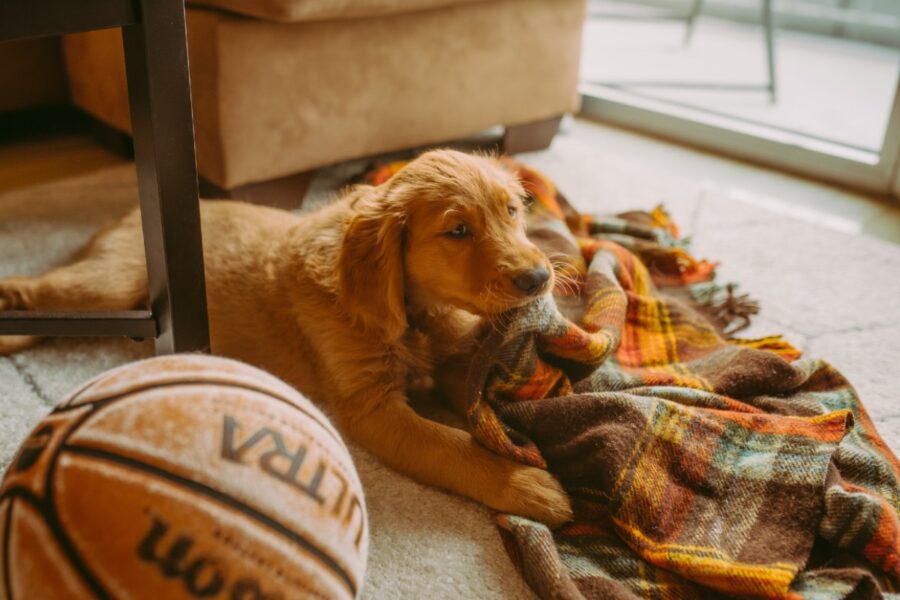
[550,267,581,294]
[553,271,579,285]
[549,259,580,275]
[553,279,576,296]
[552,271,580,288]
[550,269,580,284]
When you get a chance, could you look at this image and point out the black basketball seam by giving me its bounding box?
[0,488,42,508]
[43,404,113,600]
[2,496,13,600]
[52,379,344,444]
[61,444,359,597]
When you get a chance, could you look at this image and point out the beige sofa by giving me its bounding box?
[63,0,586,191]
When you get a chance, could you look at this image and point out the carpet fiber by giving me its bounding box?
[2,132,900,599]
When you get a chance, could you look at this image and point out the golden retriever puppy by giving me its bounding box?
[0,149,572,525]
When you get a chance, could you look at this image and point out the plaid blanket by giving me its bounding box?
[362,158,900,599]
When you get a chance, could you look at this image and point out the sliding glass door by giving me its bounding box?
[580,0,900,198]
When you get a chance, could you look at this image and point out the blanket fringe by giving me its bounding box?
[691,282,760,337]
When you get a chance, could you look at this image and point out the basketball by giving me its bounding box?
[0,354,368,600]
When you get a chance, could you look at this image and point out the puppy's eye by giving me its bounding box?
[446,224,470,238]
[507,205,517,219]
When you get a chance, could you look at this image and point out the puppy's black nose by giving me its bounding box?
[513,267,550,295]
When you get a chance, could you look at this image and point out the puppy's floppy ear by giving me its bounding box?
[338,186,407,341]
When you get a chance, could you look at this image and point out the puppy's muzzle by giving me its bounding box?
[513,267,550,296]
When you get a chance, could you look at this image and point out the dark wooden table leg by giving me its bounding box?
[502,115,563,155]
[122,0,210,354]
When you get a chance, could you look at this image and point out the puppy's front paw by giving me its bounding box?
[0,279,32,311]
[496,465,573,527]
[0,280,39,356]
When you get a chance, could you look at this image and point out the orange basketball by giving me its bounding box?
[0,354,368,600]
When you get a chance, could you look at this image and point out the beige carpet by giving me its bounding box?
[2,130,900,599]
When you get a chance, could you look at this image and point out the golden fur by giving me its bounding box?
[0,149,572,525]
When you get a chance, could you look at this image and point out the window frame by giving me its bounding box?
[579,80,900,199]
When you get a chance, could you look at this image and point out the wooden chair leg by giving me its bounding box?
[122,0,209,354]
[502,115,563,155]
